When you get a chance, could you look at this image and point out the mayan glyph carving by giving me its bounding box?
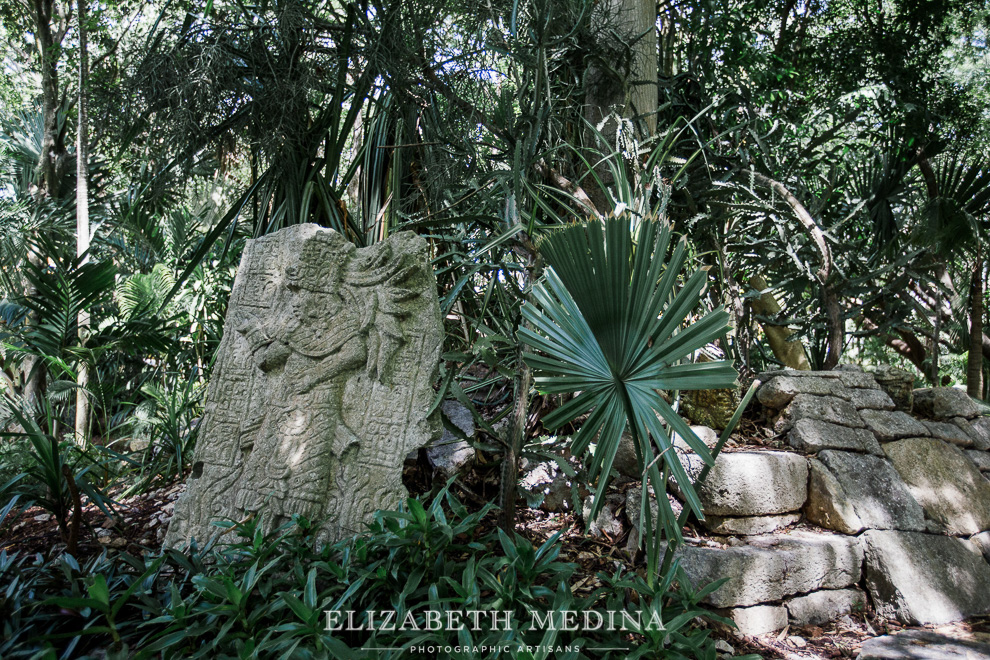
[165,225,442,548]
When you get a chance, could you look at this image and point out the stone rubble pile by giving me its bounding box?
[672,367,990,634]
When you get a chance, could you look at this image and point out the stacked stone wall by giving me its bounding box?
[674,367,990,634]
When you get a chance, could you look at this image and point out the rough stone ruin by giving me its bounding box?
[670,368,990,635]
[165,225,442,548]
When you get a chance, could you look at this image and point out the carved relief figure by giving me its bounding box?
[164,226,442,548]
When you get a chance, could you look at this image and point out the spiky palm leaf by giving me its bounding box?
[520,217,737,574]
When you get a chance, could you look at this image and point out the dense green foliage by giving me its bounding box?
[0,488,749,659]
[1,0,989,656]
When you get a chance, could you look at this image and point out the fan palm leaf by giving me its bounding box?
[520,217,737,570]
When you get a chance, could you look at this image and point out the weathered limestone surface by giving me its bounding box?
[871,365,915,413]
[805,451,925,534]
[966,450,990,473]
[860,409,930,442]
[847,387,895,411]
[971,531,990,562]
[703,512,800,536]
[681,386,740,430]
[166,226,442,548]
[914,387,981,420]
[862,530,990,624]
[757,375,841,409]
[785,588,866,627]
[921,419,975,448]
[788,418,883,455]
[520,458,578,512]
[775,394,865,431]
[720,605,788,636]
[957,416,990,451]
[884,438,990,535]
[680,451,808,516]
[859,630,990,660]
[425,400,477,480]
[676,531,862,608]
[671,425,719,454]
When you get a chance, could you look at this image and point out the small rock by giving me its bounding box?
[33,513,52,522]
[774,394,865,432]
[714,640,734,655]
[581,494,624,539]
[671,425,719,454]
[788,635,807,648]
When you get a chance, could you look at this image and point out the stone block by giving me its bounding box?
[837,370,880,389]
[680,451,808,516]
[847,388,896,411]
[681,386,740,430]
[785,588,866,627]
[582,494,624,539]
[805,451,925,534]
[862,530,990,624]
[956,416,990,451]
[671,425,719,455]
[425,400,477,479]
[520,458,578,512]
[859,630,990,660]
[921,419,974,448]
[966,449,990,473]
[776,394,864,431]
[676,531,862,608]
[860,409,930,442]
[166,226,443,548]
[788,418,883,455]
[884,437,990,535]
[702,512,801,536]
[757,375,843,409]
[914,387,981,420]
[872,365,915,412]
[721,605,787,636]
[971,531,990,562]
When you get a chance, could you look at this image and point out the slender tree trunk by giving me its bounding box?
[24,0,69,414]
[499,230,543,533]
[931,264,943,385]
[74,0,91,445]
[968,245,984,399]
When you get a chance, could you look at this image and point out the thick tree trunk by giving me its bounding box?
[749,274,812,370]
[968,246,984,399]
[583,0,658,211]
[74,0,91,445]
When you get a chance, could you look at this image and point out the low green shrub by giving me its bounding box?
[1,486,752,659]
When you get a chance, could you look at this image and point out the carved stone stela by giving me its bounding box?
[165,225,442,548]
